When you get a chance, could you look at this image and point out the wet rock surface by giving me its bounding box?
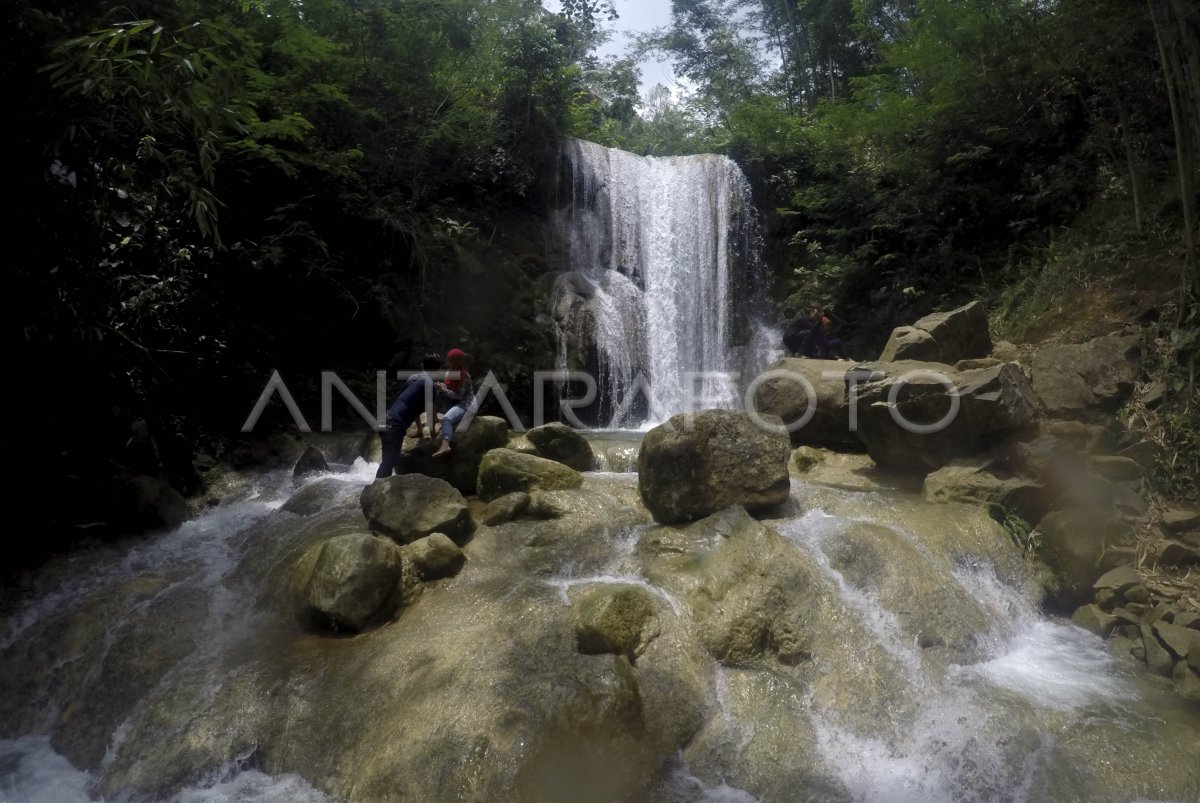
[638,410,791,524]
[476,448,584,501]
[360,473,475,545]
[290,532,405,632]
[2,423,1199,803]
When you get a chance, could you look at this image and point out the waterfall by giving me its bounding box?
[552,139,774,428]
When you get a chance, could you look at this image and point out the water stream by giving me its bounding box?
[0,454,1195,802]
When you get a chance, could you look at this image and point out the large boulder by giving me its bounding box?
[910,300,993,364]
[1031,333,1140,418]
[638,507,821,667]
[290,533,404,632]
[360,474,475,545]
[854,361,1038,472]
[1033,508,1135,610]
[878,302,992,364]
[477,448,584,501]
[879,326,942,362]
[638,410,790,524]
[525,422,596,471]
[400,415,510,495]
[751,358,859,449]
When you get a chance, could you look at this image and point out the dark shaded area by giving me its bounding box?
[10,0,1199,572]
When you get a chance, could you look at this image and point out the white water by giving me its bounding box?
[553,139,771,427]
[773,504,1148,802]
[0,461,378,803]
[1,456,1190,802]
[0,736,331,803]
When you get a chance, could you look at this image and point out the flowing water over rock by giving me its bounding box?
[552,139,776,427]
[1,454,1197,802]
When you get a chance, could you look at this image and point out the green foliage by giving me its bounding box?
[13,0,600,535]
[12,0,1199,531]
[627,0,1185,349]
[1136,308,1200,501]
[994,506,1038,557]
[45,17,268,242]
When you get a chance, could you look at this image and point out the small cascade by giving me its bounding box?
[771,504,1155,802]
[552,139,774,427]
[0,461,379,802]
[0,452,1196,802]
[0,736,331,803]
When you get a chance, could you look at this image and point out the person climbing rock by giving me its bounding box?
[376,354,440,478]
[432,347,476,458]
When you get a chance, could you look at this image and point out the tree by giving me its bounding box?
[1146,0,1200,312]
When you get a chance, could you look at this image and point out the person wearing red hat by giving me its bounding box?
[432,348,475,457]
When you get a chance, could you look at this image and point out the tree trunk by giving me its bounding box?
[1148,0,1199,313]
[1112,89,1144,235]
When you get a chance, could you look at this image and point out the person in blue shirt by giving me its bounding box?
[376,354,441,479]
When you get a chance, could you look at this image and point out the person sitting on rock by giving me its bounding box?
[782,310,817,356]
[376,354,440,479]
[810,307,852,360]
[432,348,476,458]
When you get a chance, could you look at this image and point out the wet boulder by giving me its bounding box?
[360,474,475,545]
[480,491,531,525]
[824,521,994,663]
[402,533,466,580]
[639,507,819,667]
[401,415,510,495]
[477,448,584,501]
[281,477,355,516]
[638,410,791,524]
[290,533,405,632]
[293,446,329,478]
[525,422,596,471]
[571,584,660,663]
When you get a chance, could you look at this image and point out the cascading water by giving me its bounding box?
[552,139,776,428]
[1,448,1197,802]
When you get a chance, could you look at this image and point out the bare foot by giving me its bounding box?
[432,443,452,458]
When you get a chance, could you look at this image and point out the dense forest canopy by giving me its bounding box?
[10,0,1198,544]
